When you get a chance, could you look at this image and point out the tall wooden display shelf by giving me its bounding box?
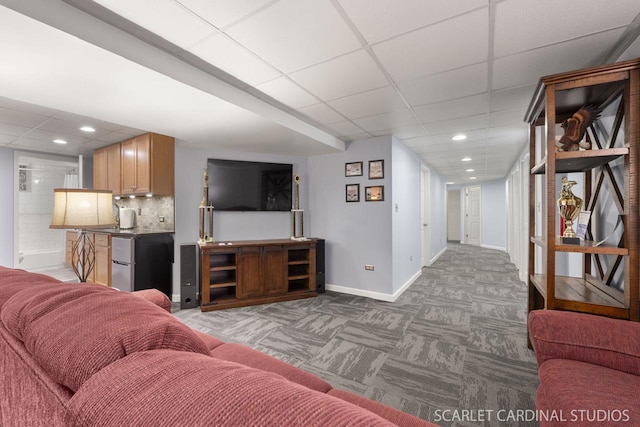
[199,239,317,311]
[525,59,640,322]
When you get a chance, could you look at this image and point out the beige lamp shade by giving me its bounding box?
[50,189,116,229]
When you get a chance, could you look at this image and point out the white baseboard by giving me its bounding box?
[480,244,506,252]
[429,246,447,264]
[325,269,422,303]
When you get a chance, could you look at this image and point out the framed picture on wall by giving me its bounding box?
[368,160,384,179]
[345,161,363,177]
[346,184,360,202]
[365,185,384,201]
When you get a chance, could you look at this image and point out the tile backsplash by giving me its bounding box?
[117,196,174,231]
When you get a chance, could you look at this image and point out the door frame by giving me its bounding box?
[463,185,482,246]
[420,166,431,267]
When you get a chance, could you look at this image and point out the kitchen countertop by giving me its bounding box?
[87,227,174,236]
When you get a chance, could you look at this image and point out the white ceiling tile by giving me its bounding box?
[399,63,488,105]
[0,122,31,137]
[495,0,640,57]
[178,0,274,29]
[226,0,362,73]
[490,85,537,112]
[490,108,527,128]
[0,107,49,127]
[488,124,529,141]
[298,103,346,124]
[93,0,216,50]
[188,33,280,85]
[326,120,365,136]
[353,109,418,132]
[255,77,319,109]
[492,29,625,90]
[372,8,489,82]
[414,93,489,123]
[289,49,389,101]
[35,118,113,139]
[427,113,488,135]
[327,86,407,119]
[376,125,428,139]
[338,0,487,45]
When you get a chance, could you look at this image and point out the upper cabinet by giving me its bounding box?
[94,132,174,197]
[94,143,121,194]
[525,58,640,322]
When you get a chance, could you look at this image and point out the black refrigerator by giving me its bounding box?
[134,234,174,298]
[112,234,174,299]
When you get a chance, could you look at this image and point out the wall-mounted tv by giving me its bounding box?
[207,158,292,211]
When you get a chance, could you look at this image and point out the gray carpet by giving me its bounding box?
[173,243,539,426]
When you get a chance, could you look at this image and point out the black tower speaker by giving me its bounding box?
[314,238,325,293]
[180,244,199,309]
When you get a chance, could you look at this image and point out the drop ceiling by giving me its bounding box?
[1,0,639,184]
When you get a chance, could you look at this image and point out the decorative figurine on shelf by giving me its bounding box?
[557,177,583,244]
[557,105,601,151]
[291,175,307,241]
[199,165,215,244]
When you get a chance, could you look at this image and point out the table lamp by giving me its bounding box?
[50,189,116,282]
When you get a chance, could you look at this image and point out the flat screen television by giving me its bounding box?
[207,158,292,211]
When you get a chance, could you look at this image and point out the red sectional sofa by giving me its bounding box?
[0,267,434,427]
[528,310,640,427]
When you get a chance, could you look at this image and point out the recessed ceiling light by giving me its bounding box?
[53,139,67,144]
[466,169,475,172]
[461,157,472,162]
[80,126,95,132]
[452,134,467,141]
[470,177,477,180]
[446,182,454,185]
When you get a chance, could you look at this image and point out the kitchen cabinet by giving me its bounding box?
[93,143,121,194]
[200,239,317,311]
[121,133,174,196]
[92,232,111,287]
[525,58,640,325]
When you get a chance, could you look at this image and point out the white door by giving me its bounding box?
[446,190,461,241]
[465,186,481,246]
[421,168,431,267]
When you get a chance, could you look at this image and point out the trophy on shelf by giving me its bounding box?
[199,166,214,244]
[290,175,307,241]
[557,177,583,244]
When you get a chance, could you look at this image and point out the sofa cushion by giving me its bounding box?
[328,388,436,427]
[0,283,211,392]
[529,310,640,376]
[536,359,640,427]
[211,342,332,393]
[0,266,61,308]
[67,350,396,427]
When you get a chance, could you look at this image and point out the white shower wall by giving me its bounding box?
[17,156,78,270]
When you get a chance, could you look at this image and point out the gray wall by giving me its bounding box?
[0,147,14,267]
[308,136,393,296]
[173,142,309,292]
[391,137,422,293]
[481,179,507,250]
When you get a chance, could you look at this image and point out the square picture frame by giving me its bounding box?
[365,185,384,202]
[345,161,363,177]
[368,159,384,179]
[345,184,360,202]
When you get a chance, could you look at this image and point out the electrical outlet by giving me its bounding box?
[365,264,374,271]
[159,216,165,222]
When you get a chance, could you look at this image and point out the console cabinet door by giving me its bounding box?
[237,247,262,299]
[262,246,287,296]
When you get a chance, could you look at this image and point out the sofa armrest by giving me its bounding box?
[528,310,640,376]
[132,289,171,313]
